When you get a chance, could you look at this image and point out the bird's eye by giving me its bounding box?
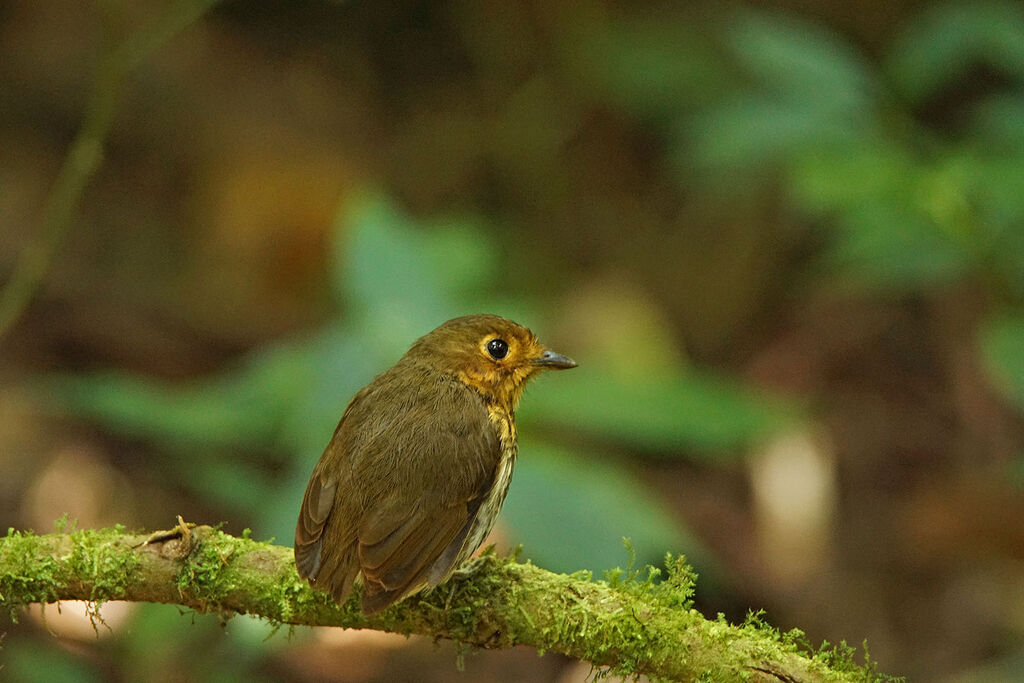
[486,338,509,360]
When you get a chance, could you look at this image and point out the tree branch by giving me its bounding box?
[0,523,884,681]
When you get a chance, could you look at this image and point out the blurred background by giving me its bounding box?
[2,0,1024,680]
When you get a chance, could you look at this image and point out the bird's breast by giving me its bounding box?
[457,403,518,564]
[486,403,517,455]
[485,403,518,503]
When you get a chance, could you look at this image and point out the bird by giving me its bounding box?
[294,314,577,614]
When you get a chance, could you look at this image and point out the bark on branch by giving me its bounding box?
[0,523,883,681]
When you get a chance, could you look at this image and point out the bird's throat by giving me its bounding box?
[454,367,530,413]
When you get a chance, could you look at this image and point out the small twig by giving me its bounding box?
[0,0,219,342]
[141,515,195,546]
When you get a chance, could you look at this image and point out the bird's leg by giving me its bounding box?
[451,546,496,580]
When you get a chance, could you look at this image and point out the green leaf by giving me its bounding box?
[965,156,1024,225]
[502,441,702,575]
[335,191,454,346]
[583,16,732,117]
[887,1,1024,103]
[43,336,322,450]
[1,640,104,683]
[43,373,273,450]
[520,366,796,455]
[120,603,274,682]
[979,313,1024,410]
[971,92,1024,146]
[277,328,382,455]
[254,460,318,547]
[186,459,277,519]
[680,12,880,172]
[334,192,502,358]
[685,93,873,170]
[420,215,499,296]
[790,146,915,213]
[824,202,969,291]
[988,225,1024,299]
[730,10,874,110]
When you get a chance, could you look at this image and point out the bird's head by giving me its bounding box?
[407,314,576,409]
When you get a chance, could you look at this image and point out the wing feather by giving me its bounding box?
[293,366,502,614]
[360,504,470,614]
[294,475,337,580]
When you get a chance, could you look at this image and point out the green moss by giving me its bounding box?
[808,638,901,682]
[66,527,142,605]
[249,544,325,624]
[170,527,329,630]
[0,529,61,619]
[556,549,701,677]
[1,526,142,626]
[175,532,234,599]
[53,514,73,534]
[727,607,903,682]
[602,543,696,609]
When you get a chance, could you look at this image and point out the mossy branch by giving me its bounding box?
[0,523,886,682]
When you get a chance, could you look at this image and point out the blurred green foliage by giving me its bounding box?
[660,4,1024,305]
[980,313,1024,411]
[2,638,105,683]
[668,5,1024,417]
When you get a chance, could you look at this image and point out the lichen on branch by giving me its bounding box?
[0,523,889,682]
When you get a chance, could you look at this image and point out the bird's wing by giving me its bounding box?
[354,382,501,614]
[295,374,502,614]
[355,489,481,614]
[294,389,368,590]
[294,468,338,580]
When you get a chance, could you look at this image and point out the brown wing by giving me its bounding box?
[294,368,501,614]
[294,472,337,580]
[356,490,481,614]
[293,385,372,602]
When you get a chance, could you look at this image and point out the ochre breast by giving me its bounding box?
[452,403,518,569]
[483,403,517,514]
[486,404,517,453]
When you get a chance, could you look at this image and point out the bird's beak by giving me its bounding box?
[534,349,578,369]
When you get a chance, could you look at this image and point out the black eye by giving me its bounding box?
[486,338,509,360]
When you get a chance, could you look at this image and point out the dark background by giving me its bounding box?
[2,1,1024,680]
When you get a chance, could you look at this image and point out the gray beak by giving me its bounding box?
[534,349,578,369]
